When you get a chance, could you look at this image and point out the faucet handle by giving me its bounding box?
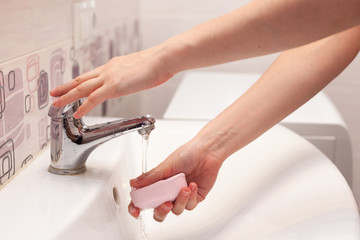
[48,99,83,120]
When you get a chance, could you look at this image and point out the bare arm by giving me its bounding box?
[51,0,360,118]
[129,26,360,221]
[193,25,360,162]
[155,0,360,73]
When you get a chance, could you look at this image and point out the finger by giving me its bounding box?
[128,202,140,218]
[50,69,100,97]
[52,77,103,108]
[130,153,179,188]
[172,187,191,215]
[186,182,198,210]
[72,85,110,119]
[130,168,165,189]
[153,202,173,222]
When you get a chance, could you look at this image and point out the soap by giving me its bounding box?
[130,173,187,209]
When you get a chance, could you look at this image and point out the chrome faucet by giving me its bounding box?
[48,100,155,175]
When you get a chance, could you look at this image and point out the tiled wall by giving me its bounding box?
[0,41,71,186]
[138,0,360,205]
[138,0,278,117]
[0,0,141,187]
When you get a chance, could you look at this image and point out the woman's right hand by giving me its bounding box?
[50,47,174,119]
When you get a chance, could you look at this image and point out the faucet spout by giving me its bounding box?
[48,100,155,175]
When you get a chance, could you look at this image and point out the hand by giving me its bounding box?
[50,48,173,119]
[128,138,223,222]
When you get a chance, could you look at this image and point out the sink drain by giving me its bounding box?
[112,186,121,206]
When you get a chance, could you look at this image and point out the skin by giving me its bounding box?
[128,26,360,221]
[51,0,360,222]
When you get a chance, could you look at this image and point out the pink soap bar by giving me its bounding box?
[130,173,187,209]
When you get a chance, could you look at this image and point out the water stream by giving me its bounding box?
[142,133,149,174]
[139,133,150,240]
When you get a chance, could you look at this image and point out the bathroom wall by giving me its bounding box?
[138,0,278,117]
[0,0,141,187]
[2,0,359,207]
[138,0,360,205]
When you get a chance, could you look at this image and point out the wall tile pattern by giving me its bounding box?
[0,0,141,187]
[0,41,71,185]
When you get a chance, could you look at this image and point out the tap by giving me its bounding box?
[47,100,155,175]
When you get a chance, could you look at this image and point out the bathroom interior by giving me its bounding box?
[0,0,359,239]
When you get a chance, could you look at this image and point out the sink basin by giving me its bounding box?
[139,120,360,239]
[0,117,142,240]
[0,118,358,239]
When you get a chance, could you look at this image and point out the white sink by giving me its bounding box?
[139,120,360,240]
[0,118,359,239]
[0,117,142,240]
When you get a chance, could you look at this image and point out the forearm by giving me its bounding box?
[193,26,360,162]
[153,0,360,75]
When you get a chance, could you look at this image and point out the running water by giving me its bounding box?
[139,215,149,240]
[142,133,150,174]
[139,133,150,240]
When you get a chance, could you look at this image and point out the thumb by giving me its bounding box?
[130,160,175,189]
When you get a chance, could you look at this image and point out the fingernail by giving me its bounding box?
[52,98,59,106]
[190,183,196,192]
[154,215,165,222]
[130,175,142,183]
[73,111,81,119]
[129,205,136,214]
[163,202,172,211]
[183,188,191,197]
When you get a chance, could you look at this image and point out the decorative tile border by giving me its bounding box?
[0,40,71,186]
[0,18,141,187]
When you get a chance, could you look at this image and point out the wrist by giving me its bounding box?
[192,126,236,164]
[152,36,195,76]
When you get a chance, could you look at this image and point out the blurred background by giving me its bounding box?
[0,0,358,206]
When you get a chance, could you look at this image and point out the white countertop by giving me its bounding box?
[164,71,346,126]
[0,118,358,239]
